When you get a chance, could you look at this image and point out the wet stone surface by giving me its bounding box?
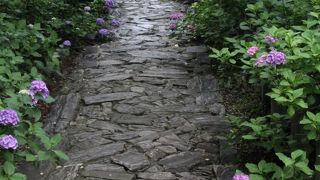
[31,0,236,179]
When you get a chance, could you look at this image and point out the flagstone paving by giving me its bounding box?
[32,0,237,179]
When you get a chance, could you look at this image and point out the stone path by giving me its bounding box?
[38,0,236,179]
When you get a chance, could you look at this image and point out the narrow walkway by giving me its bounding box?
[42,0,234,179]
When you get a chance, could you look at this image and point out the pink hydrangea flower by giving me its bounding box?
[233,173,250,180]
[247,46,259,56]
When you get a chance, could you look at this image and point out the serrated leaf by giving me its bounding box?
[53,150,69,160]
[276,153,294,166]
[295,162,313,175]
[246,163,260,173]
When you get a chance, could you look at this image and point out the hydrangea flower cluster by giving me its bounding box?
[255,51,286,66]
[247,46,259,56]
[232,173,250,180]
[63,40,71,47]
[99,28,110,37]
[111,19,120,27]
[105,0,115,10]
[0,109,20,126]
[0,135,18,150]
[29,80,50,104]
[169,12,184,20]
[96,18,105,26]
[169,23,177,30]
[168,12,184,30]
[265,35,278,44]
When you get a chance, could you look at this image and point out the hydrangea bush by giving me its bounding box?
[0,0,120,179]
[173,0,320,179]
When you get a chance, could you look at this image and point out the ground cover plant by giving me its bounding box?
[172,0,320,179]
[0,0,119,179]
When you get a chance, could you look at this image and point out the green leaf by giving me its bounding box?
[295,162,313,175]
[315,165,320,172]
[3,161,15,175]
[37,151,49,161]
[249,174,265,180]
[50,134,62,147]
[287,106,295,117]
[26,154,36,162]
[242,135,257,140]
[246,163,260,173]
[276,153,294,166]
[53,150,69,160]
[291,150,304,160]
[295,99,308,108]
[10,173,26,180]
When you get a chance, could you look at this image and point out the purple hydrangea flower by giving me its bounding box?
[63,40,71,47]
[265,35,278,44]
[0,109,20,126]
[232,173,250,180]
[96,18,105,26]
[84,6,91,12]
[247,46,259,56]
[169,12,184,20]
[265,50,287,65]
[98,28,110,37]
[255,54,267,66]
[111,19,120,27]
[105,0,115,8]
[0,135,18,150]
[169,23,177,30]
[29,80,50,104]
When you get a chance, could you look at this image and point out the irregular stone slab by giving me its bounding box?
[46,163,82,180]
[111,151,150,171]
[130,86,145,93]
[187,75,219,92]
[88,120,125,132]
[113,104,146,115]
[177,172,207,180]
[55,93,81,132]
[186,46,208,53]
[195,92,223,105]
[128,50,192,60]
[187,114,230,133]
[109,131,139,141]
[85,164,126,172]
[94,73,132,82]
[146,148,167,160]
[98,60,124,66]
[212,165,236,180]
[159,152,204,172]
[152,105,209,113]
[133,76,166,85]
[81,170,136,180]
[137,172,176,180]
[129,131,160,143]
[83,92,139,105]
[70,142,125,162]
[158,134,189,151]
[157,146,177,154]
[139,68,189,79]
[112,114,156,125]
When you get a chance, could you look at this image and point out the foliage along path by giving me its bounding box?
[38,0,235,179]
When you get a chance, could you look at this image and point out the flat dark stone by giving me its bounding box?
[112,114,156,125]
[111,151,150,171]
[56,93,81,132]
[83,92,139,105]
[113,104,146,115]
[70,142,125,162]
[81,170,136,180]
[94,73,132,82]
[137,172,176,180]
[159,152,204,172]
